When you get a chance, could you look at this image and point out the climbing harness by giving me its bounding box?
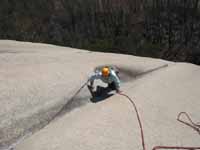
[118,93,200,150]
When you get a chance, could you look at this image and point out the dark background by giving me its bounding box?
[0,0,200,65]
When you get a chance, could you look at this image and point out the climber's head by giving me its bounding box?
[102,67,110,77]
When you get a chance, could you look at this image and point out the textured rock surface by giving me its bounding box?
[0,40,174,149]
[1,40,200,150]
[15,62,200,150]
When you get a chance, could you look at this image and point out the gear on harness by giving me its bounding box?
[87,84,114,102]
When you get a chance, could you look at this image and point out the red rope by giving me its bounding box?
[118,93,200,150]
[118,93,146,150]
[177,112,200,135]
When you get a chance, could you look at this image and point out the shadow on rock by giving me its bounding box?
[52,85,115,120]
[0,50,34,54]
[57,88,91,117]
[51,64,168,122]
[89,86,114,103]
[95,64,168,82]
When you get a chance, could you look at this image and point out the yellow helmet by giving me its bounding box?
[102,67,110,77]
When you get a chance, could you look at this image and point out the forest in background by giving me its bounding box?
[0,0,200,65]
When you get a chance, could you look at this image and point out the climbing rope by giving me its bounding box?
[118,93,146,150]
[47,80,89,124]
[54,78,200,150]
[70,80,89,101]
[177,112,200,135]
[118,93,200,150]
[49,65,200,150]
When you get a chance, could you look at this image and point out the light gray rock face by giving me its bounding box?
[1,40,199,150]
[15,62,200,150]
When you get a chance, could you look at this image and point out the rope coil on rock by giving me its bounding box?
[177,112,200,135]
[118,93,200,150]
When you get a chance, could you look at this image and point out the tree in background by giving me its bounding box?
[0,0,200,64]
[144,0,200,64]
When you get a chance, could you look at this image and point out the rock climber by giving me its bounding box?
[88,66,122,96]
